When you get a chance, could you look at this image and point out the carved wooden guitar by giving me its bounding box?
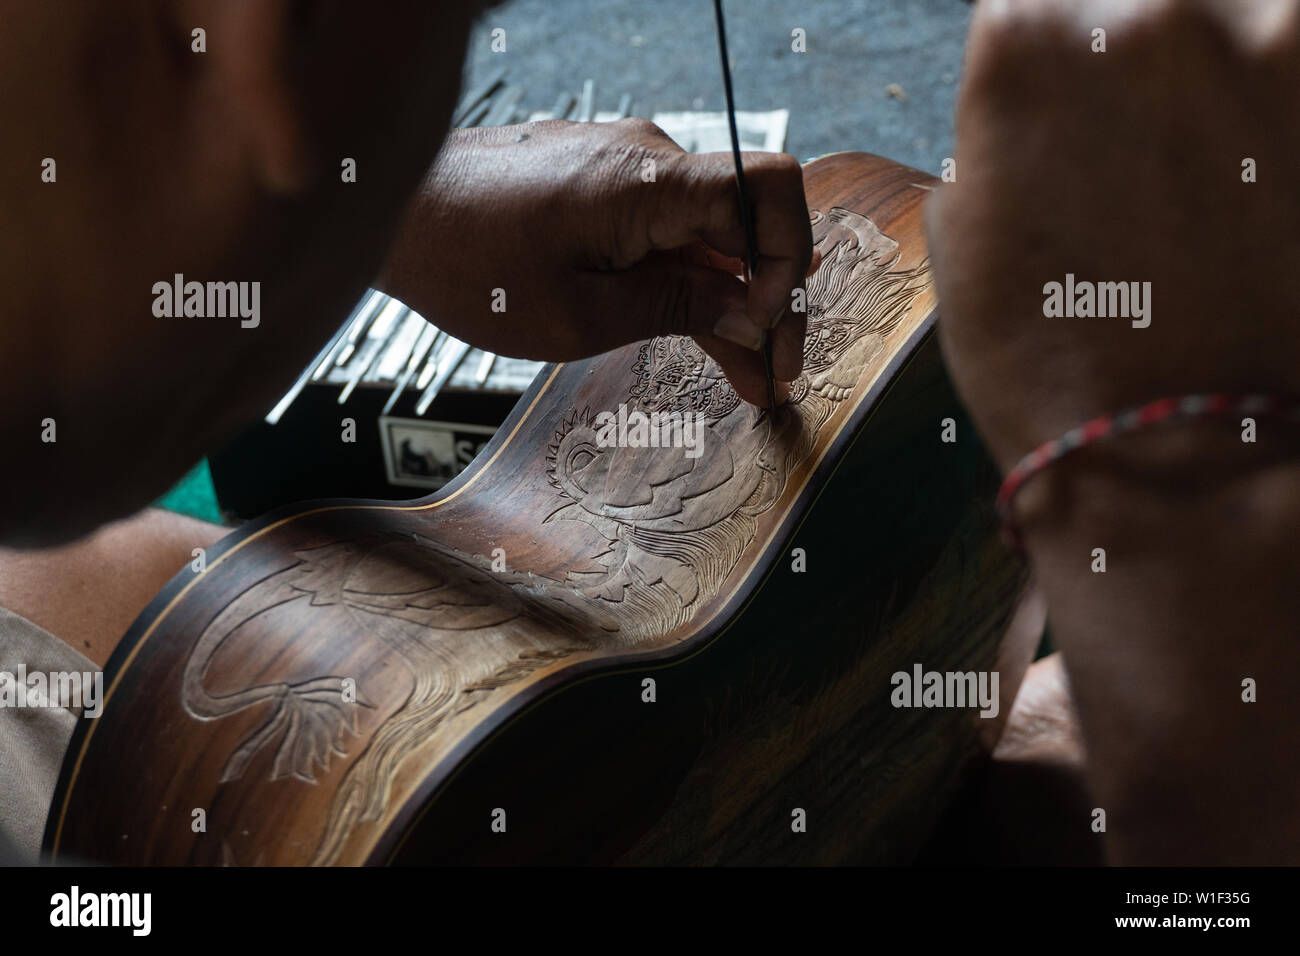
[45,153,1040,865]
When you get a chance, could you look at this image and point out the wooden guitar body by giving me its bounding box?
[45,153,1040,865]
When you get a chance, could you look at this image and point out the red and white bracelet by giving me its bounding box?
[996,393,1300,550]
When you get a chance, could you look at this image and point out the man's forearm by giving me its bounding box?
[1017,424,1300,863]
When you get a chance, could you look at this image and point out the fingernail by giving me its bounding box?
[774,380,791,405]
[714,311,763,350]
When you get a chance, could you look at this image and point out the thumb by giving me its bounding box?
[578,257,793,408]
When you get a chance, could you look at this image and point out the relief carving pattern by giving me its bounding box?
[544,207,931,641]
[180,206,932,864]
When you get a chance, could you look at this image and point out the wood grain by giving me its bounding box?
[45,153,1038,865]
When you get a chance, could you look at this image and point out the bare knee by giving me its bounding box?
[0,507,227,666]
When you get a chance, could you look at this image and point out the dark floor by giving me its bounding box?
[462,0,972,174]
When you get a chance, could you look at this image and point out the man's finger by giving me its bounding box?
[770,308,807,382]
[743,152,816,332]
[642,150,814,350]
[574,257,749,356]
[693,332,791,409]
[576,259,796,408]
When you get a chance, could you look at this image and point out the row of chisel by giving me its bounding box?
[455,68,645,127]
[266,291,492,425]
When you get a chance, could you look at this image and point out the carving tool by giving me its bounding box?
[482,84,524,127]
[376,310,427,383]
[416,338,473,416]
[339,298,407,404]
[334,291,386,368]
[711,0,777,410]
[452,65,507,126]
[361,307,415,385]
[474,350,497,388]
[551,92,576,121]
[414,330,448,391]
[577,79,596,122]
[266,291,376,425]
[383,322,439,415]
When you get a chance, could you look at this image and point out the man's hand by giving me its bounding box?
[928,0,1300,471]
[378,119,816,407]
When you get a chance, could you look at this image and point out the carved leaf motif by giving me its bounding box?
[220,677,372,784]
[287,543,367,607]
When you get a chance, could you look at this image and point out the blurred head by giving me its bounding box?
[0,0,488,397]
[0,0,495,543]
